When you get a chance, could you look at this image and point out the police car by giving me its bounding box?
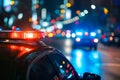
[0,30,101,80]
[72,31,99,50]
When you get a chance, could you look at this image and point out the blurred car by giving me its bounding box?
[100,32,120,47]
[0,30,101,80]
[72,30,100,50]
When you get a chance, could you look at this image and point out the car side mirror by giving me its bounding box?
[83,72,101,80]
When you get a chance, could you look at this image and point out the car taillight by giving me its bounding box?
[75,37,81,42]
[109,36,113,41]
[93,38,99,43]
[101,34,106,39]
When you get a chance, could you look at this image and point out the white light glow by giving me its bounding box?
[56,22,63,29]
[76,51,82,67]
[84,9,88,14]
[40,29,46,32]
[46,26,54,32]
[4,17,8,24]
[62,16,79,24]
[71,33,76,38]
[64,47,72,54]
[80,12,85,17]
[76,37,81,42]
[65,55,71,61]
[41,21,49,27]
[32,25,41,29]
[3,0,10,7]
[8,16,14,27]
[90,32,96,36]
[91,4,96,9]
[60,4,65,8]
[18,13,23,19]
[41,8,47,20]
[97,29,101,34]
[76,32,83,36]
[32,12,37,21]
[65,9,71,19]
[94,38,99,43]
[93,54,99,59]
[65,39,72,46]
[66,33,71,38]
[60,65,63,68]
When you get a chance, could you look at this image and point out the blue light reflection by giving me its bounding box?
[70,49,102,76]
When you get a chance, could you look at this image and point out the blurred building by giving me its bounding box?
[0,0,120,32]
[0,0,2,13]
[100,0,120,32]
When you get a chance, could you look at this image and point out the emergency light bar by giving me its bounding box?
[0,30,45,40]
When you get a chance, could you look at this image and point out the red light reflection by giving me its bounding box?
[9,45,34,58]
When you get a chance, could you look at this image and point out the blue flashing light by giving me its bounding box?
[33,25,41,30]
[103,38,108,42]
[60,69,65,74]
[76,32,83,36]
[90,32,96,36]
[16,28,21,31]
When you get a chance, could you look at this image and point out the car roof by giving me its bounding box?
[0,40,54,59]
[0,41,39,59]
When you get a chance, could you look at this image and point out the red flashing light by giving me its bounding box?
[10,32,21,39]
[51,19,56,24]
[12,26,16,31]
[0,30,44,40]
[101,34,106,39]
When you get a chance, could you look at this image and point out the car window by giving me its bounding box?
[48,53,78,80]
[28,52,78,80]
[28,55,58,80]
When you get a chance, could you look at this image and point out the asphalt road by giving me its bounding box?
[42,38,120,80]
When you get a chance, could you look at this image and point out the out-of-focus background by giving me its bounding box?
[0,0,120,80]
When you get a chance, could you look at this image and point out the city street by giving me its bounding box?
[43,38,120,80]
[0,0,120,80]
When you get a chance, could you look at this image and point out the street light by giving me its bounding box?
[91,4,96,10]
